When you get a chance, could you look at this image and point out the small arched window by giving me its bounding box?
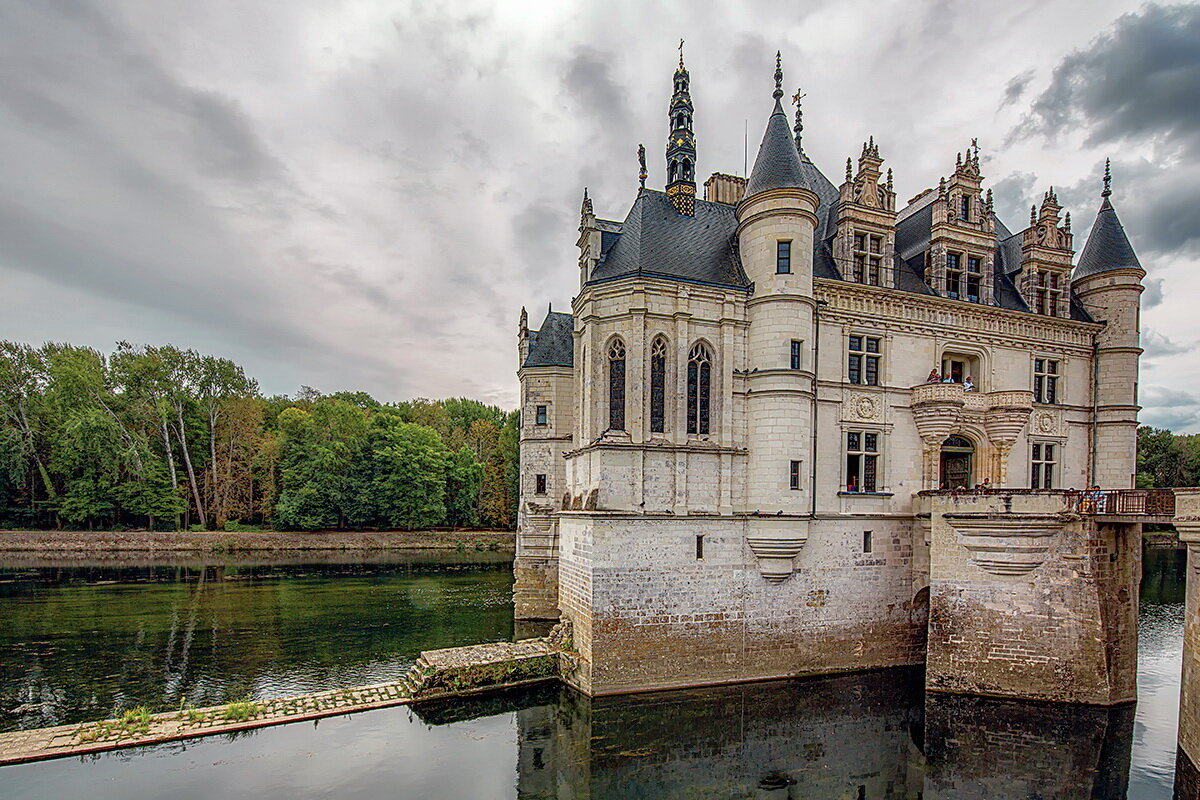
[687,343,712,435]
[650,337,668,434]
[682,158,693,181]
[608,339,626,431]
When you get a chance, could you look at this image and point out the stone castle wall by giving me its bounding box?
[557,513,924,695]
[1176,490,1200,787]
[924,492,1139,705]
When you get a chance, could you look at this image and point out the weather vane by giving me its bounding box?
[638,144,647,189]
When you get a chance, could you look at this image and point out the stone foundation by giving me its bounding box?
[514,555,559,620]
[1176,490,1200,783]
[557,512,924,695]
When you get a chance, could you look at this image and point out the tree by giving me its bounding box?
[445,445,483,527]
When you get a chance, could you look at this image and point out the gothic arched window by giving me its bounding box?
[608,339,626,431]
[687,342,712,435]
[650,337,668,434]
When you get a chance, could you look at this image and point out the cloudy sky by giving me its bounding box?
[2,1,1198,428]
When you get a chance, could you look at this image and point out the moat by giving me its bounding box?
[0,547,1188,798]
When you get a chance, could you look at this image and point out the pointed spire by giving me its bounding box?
[846,157,852,181]
[938,176,946,198]
[1064,211,1071,232]
[1076,160,1141,280]
[581,187,592,219]
[745,53,813,197]
[638,144,647,189]
[666,49,697,214]
[1030,205,1037,226]
[519,306,528,333]
[985,188,993,210]
[886,168,894,192]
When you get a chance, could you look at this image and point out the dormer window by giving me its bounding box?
[946,252,963,299]
[966,256,981,303]
[1034,270,1062,317]
[851,230,882,286]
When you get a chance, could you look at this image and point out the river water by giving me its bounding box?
[0,547,1189,798]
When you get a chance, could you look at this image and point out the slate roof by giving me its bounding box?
[746,99,811,196]
[523,311,574,368]
[587,190,749,288]
[1073,197,1141,280]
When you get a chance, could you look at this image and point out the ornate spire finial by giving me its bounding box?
[679,38,684,69]
[956,152,962,169]
[638,144,647,189]
[1065,211,1072,232]
[519,306,528,332]
[985,187,993,209]
[581,187,592,222]
[1031,205,1037,225]
[938,176,946,197]
[1102,158,1112,198]
[845,157,852,181]
[773,51,783,100]
[886,168,894,192]
[791,88,805,151]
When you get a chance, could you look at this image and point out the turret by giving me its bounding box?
[665,47,697,215]
[1073,160,1144,488]
[576,188,600,288]
[736,53,821,555]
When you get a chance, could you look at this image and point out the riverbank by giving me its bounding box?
[0,529,514,559]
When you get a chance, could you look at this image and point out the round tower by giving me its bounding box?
[737,54,820,522]
[1072,160,1144,489]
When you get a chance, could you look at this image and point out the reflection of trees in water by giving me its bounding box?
[0,561,515,731]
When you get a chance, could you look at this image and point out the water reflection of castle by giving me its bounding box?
[420,672,1136,799]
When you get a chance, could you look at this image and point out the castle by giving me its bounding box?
[516,53,1147,704]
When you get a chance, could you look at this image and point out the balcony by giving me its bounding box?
[1068,489,1176,523]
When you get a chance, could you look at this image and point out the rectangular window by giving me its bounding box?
[695,535,704,559]
[1035,270,1063,317]
[790,460,801,490]
[945,252,962,299]
[848,336,881,386]
[535,404,548,426]
[776,240,791,274]
[846,431,880,492]
[1033,358,1059,404]
[863,530,873,554]
[1031,443,1056,489]
[535,474,547,495]
[960,196,971,221]
[790,340,802,370]
[851,231,883,286]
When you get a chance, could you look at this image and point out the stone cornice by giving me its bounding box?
[563,440,747,459]
[815,278,1100,351]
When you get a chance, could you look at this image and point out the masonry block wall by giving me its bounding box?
[557,514,924,696]
[1176,490,1200,789]
[924,492,1140,705]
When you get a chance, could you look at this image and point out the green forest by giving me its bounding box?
[1137,425,1200,489]
[0,342,518,531]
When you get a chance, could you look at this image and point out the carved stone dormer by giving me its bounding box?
[1018,189,1075,318]
[927,142,997,305]
[834,138,897,287]
[577,188,601,288]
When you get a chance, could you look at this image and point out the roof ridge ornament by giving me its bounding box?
[773,51,783,100]
[1102,158,1112,198]
[791,87,805,152]
[638,144,647,189]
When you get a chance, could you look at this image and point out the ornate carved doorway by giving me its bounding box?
[940,435,974,489]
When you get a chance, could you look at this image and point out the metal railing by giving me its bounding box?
[1069,489,1176,517]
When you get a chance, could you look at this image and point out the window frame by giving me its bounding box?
[789,340,803,370]
[789,460,802,491]
[776,240,792,274]
[1033,357,1060,405]
[686,342,713,436]
[847,335,882,387]
[607,338,626,432]
[535,473,547,495]
[534,404,548,426]
[1031,441,1057,489]
[650,336,668,434]
[845,429,881,493]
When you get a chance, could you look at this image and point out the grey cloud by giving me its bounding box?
[562,47,631,129]
[1142,276,1165,309]
[1020,4,1200,150]
[990,171,1038,230]
[1141,405,1200,432]
[1142,328,1193,360]
[1000,69,1036,108]
[1141,385,1199,407]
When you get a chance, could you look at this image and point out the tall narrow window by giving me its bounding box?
[966,256,981,303]
[608,339,626,431]
[535,474,547,495]
[945,252,963,299]
[790,460,802,490]
[1033,358,1059,404]
[687,343,712,435]
[1035,270,1062,317]
[960,195,971,221]
[535,404,548,426]
[790,340,803,370]
[650,337,667,434]
[846,431,879,492]
[776,240,792,274]
[848,336,881,386]
[863,530,873,554]
[1031,443,1056,489]
[851,231,882,286]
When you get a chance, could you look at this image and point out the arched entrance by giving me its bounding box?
[940,435,974,489]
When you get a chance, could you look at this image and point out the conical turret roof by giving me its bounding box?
[745,98,811,196]
[1073,196,1141,280]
